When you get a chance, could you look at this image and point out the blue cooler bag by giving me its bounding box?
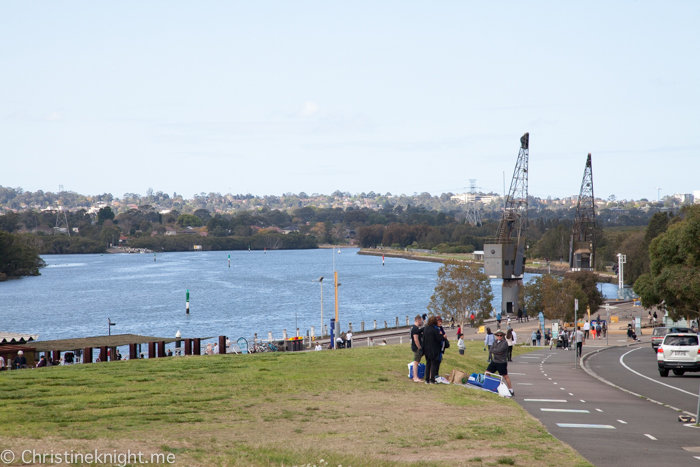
[467,373,485,387]
[408,363,426,379]
[483,374,501,392]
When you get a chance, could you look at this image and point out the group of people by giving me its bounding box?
[410,314,450,384]
[583,319,606,340]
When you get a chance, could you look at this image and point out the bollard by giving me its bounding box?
[324,324,328,337]
[283,329,288,341]
[310,326,315,340]
[406,316,409,326]
[396,317,399,328]
[361,321,365,332]
[374,320,377,330]
[268,331,273,342]
[367,337,371,347]
[400,336,403,344]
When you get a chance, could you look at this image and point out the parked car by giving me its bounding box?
[651,327,692,351]
[657,333,700,377]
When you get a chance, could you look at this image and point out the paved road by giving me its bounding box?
[508,346,700,467]
[588,343,700,415]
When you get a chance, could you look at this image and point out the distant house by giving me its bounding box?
[473,250,485,261]
[165,228,177,236]
[281,225,299,234]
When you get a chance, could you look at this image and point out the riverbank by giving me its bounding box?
[0,342,589,467]
[358,249,616,283]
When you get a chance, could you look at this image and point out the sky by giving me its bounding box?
[1,1,699,201]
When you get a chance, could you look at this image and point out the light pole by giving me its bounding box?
[617,253,626,291]
[313,277,324,337]
[108,318,116,336]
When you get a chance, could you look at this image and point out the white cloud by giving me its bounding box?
[299,101,319,117]
[45,110,63,121]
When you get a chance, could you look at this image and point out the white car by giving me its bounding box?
[657,333,700,377]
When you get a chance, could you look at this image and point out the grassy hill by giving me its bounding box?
[0,342,590,466]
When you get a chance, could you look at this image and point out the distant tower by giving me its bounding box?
[58,185,64,193]
[464,179,482,227]
[54,207,70,236]
[569,154,596,270]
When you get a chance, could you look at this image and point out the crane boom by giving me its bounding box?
[569,153,596,270]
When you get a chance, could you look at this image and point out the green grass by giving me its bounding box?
[0,342,591,466]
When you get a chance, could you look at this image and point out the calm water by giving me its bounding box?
[2,249,621,343]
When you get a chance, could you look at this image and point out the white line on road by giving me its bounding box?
[645,434,657,440]
[541,408,590,413]
[509,373,527,375]
[556,423,615,429]
[523,399,567,402]
[521,357,540,359]
[620,348,699,398]
[569,393,574,396]
[553,382,558,385]
[548,378,552,380]
[596,408,603,412]
[517,383,533,385]
[694,456,700,460]
[580,400,586,403]
[618,420,627,424]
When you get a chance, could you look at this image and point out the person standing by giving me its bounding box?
[506,329,514,362]
[470,313,476,328]
[524,308,529,322]
[458,333,465,355]
[536,328,542,346]
[653,311,658,326]
[423,316,444,384]
[14,350,27,369]
[595,321,602,339]
[435,316,450,378]
[486,330,514,396]
[410,315,424,383]
[484,327,495,362]
[517,308,523,323]
[648,310,653,324]
[496,311,502,329]
[0,354,5,371]
[562,328,569,350]
[583,320,591,340]
[531,330,537,346]
[574,326,585,357]
[346,330,352,349]
[602,321,607,338]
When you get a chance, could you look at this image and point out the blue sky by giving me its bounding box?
[1,1,698,200]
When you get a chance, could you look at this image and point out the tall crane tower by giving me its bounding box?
[569,153,596,270]
[484,133,529,315]
[54,207,70,236]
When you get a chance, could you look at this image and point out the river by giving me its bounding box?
[2,248,622,342]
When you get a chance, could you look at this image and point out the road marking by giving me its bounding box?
[544,374,548,376]
[517,383,533,385]
[529,354,544,356]
[521,356,540,359]
[541,408,590,413]
[645,434,657,440]
[523,399,567,402]
[556,423,615,429]
[618,420,627,424]
[580,400,586,403]
[560,388,566,390]
[620,348,699,398]
[548,378,552,380]
[553,382,558,385]
[509,373,527,375]
[596,408,603,412]
[569,393,574,396]
[694,456,700,460]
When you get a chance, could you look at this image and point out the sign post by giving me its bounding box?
[574,299,579,369]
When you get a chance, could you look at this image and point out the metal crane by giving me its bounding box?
[569,154,596,271]
[484,133,529,315]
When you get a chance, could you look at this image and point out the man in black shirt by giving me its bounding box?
[410,315,424,383]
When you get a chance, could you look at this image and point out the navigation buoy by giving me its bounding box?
[383,254,385,266]
[154,252,156,262]
[228,254,230,268]
[186,289,190,314]
[264,247,266,254]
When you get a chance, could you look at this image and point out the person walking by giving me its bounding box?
[561,328,569,350]
[602,321,607,339]
[536,328,542,346]
[410,315,424,383]
[653,311,658,326]
[496,311,502,329]
[517,308,523,323]
[506,329,514,362]
[524,308,529,322]
[595,321,602,339]
[531,330,537,346]
[346,330,352,349]
[484,327,495,362]
[470,313,476,328]
[648,310,653,324]
[486,330,514,396]
[574,326,585,357]
[423,316,444,384]
[583,320,591,340]
[458,333,465,355]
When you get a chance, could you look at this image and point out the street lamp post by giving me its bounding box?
[108,318,116,336]
[313,277,324,337]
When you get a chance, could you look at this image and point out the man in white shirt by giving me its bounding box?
[315,343,322,351]
[0,355,5,371]
[573,326,585,357]
[346,331,353,349]
[583,320,591,340]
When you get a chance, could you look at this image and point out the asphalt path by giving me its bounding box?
[588,344,700,415]
[508,346,700,467]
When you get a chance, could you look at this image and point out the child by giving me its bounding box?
[457,333,465,355]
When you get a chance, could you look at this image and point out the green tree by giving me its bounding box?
[427,260,493,326]
[634,205,700,321]
[524,274,587,323]
[0,231,45,280]
[96,206,115,225]
[564,270,604,314]
[176,214,203,227]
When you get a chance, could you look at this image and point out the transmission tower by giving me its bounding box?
[569,153,596,270]
[484,132,529,315]
[464,179,482,227]
[54,207,70,236]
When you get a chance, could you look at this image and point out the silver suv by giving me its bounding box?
[657,333,700,377]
